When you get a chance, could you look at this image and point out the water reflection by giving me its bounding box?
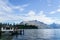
[0,29,60,40]
[37,29,54,38]
[12,29,60,40]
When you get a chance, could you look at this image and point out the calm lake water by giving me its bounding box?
[0,29,60,40]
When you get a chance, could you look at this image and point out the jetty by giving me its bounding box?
[0,25,24,35]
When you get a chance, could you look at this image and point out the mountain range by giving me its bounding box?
[20,20,51,29]
[50,23,60,29]
[20,20,60,29]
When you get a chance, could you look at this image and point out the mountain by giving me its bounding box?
[50,23,60,29]
[20,20,50,29]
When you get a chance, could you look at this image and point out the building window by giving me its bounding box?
[6,27,10,30]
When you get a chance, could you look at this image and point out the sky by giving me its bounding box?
[0,0,60,24]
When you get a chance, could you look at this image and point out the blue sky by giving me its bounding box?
[0,0,60,24]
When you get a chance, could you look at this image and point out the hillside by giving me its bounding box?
[50,23,60,29]
[20,20,50,29]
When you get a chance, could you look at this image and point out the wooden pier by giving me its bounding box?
[0,26,24,36]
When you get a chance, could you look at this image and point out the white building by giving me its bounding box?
[1,26,14,32]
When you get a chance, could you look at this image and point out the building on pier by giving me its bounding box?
[1,25,14,32]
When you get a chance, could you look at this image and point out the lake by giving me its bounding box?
[0,29,60,40]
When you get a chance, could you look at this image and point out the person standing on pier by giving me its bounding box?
[20,29,24,35]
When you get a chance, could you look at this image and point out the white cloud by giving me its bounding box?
[0,0,29,22]
[21,10,55,24]
[9,4,29,12]
[27,11,35,16]
[57,9,60,12]
[0,0,12,13]
[22,4,29,7]
[0,0,23,23]
[11,6,25,11]
[38,11,46,16]
[50,9,60,14]
[0,0,60,24]
[50,11,56,14]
